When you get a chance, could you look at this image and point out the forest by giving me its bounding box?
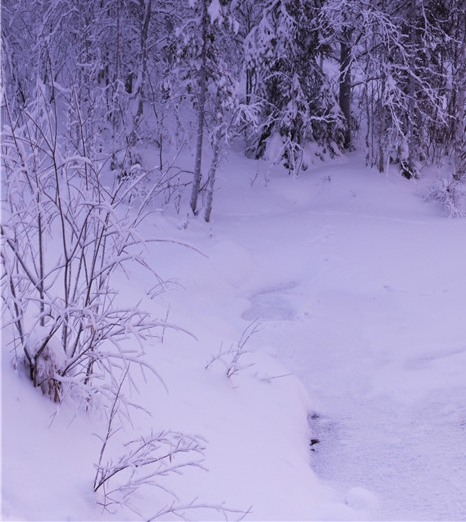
[2,0,466,208]
[2,1,466,519]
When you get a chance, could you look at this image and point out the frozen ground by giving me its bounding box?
[3,150,466,520]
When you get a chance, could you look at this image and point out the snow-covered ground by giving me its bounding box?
[3,150,466,520]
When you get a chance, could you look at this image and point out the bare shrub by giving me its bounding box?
[205,320,261,379]
[425,178,466,218]
[93,373,206,514]
[91,371,250,520]
[1,84,169,404]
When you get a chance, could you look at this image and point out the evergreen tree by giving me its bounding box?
[168,0,238,216]
[321,0,454,176]
[244,0,344,174]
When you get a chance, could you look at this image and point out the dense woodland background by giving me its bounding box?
[3,0,466,203]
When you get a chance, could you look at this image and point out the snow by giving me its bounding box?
[208,0,221,23]
[3,149,466,520]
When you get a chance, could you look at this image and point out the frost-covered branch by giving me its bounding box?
[1,86,188,405]
[206,320,261,379]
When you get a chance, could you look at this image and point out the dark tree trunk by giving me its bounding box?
[339,30,352,149]
[404,0,418,179]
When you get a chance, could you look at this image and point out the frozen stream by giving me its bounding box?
[216,165,466,520]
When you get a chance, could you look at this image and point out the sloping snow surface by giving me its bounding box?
[3,151,466,520]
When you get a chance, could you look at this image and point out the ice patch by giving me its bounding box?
[242,281,300,321]
[345,486,379,513]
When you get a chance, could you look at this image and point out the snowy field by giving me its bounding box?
[3,150,466,521]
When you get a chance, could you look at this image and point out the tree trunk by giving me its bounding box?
[404,0,417,179]
[454,11,466,181]
[377,70,386,173]
[190,0,209,215]
[130,0,152,143]
[204,126,224,223]
[339,29,352,149]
